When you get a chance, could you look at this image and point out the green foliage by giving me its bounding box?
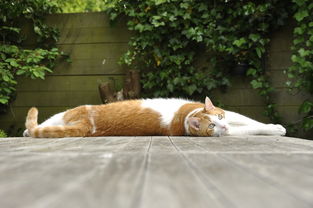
[0,129,7,138]
[55,0,116,13]
[285,0,313,133]
[107,0,291,121]
[0,0,63,110]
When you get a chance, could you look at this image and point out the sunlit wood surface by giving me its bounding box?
[0,136,312,208]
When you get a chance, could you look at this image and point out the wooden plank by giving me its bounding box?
[170,137,313,208]
[16,75,124,92]
[0,137,54,152]
[24,137,151,208]
[57,43,129,59]
[220,153,313,204]
[149,136,177,153]
[268,24,293,53]
[12,91,102,107]
[0,136,312,208]
[0,153,107,208]
[52,58,127,75]
[211,89,265,106]
[46,12,128,29]
[33,154,145,208]
[0,107,69,123]
[267,51,292,70]
[185,136,313,153]
[0,137,136,208]
[56,27,131,44]
[184,153,311,208]
[169,137,207,152]
[122,136,152,152]
[271,90,312,106]
[59,136,135,153]
[140,136,225,208]
[223,105,303,124]
[212,88,311,107]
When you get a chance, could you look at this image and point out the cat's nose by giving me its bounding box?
[222,125,228,131]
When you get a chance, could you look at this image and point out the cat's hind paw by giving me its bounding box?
[23,129,29,137]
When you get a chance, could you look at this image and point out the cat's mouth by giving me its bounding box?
[213,128,228,137]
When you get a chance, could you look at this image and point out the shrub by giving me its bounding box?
[0,0,64,112]
[106,0,292,123]
[0,129,7,138]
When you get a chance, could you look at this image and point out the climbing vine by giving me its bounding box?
[107,0,292,122]
[106,1,313,136]
[286,0,313,133]
[0,0,65,112]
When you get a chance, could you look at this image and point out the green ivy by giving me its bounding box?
[0,0,65,111]
[286,0,313,133]
[107,0,292,123]
[0,129,7,138]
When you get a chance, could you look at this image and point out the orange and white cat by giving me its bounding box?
[24,97,286,138]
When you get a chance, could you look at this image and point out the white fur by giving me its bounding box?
[86,105,96,134]
[210,110,286,136]
[141,98,191,127]
[208,114,229,136]
[37,112,65,127]
[184,108,203,135]
[23,111,65,137]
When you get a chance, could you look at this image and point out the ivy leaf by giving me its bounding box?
[167,83,174,92]
[2,74,10,82]
[294,26,304,35]
[247,68,257,76]
[294,10,309,22]
[185,84,197,95]
[16,70,26,75]
[0,97,9,104]
[250,80,262,89]
[303,117,313,131]
[299,100,313,114]
[256,47,262,58]
[298,48,310,57]
[249,34,260,42]
[233,38,246,47]
[155,0,166,5]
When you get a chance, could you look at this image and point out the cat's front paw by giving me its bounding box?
[268,124,286,136]
[276,124,286,136]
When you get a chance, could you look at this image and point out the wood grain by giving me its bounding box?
[1,136,312,208]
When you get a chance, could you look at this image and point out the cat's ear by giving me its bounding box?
[188,117,201,131]
[204,96,215,111]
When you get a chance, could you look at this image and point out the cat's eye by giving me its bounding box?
[208,123,215,129]
[218,114,223,120]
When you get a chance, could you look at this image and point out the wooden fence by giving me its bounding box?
[0,12,311,137]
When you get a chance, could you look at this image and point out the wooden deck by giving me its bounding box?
[0,136,312,208]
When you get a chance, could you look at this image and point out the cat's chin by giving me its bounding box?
[213,131,227,137]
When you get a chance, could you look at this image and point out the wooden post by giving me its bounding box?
[98,82,116,103]
[98,70,141,104]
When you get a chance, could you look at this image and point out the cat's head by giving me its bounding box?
[187,97,228,137]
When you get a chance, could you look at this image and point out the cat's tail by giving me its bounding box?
[25,107,91,138]
[25,107,39,136]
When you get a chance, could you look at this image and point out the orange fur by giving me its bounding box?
[25,99,225,138]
